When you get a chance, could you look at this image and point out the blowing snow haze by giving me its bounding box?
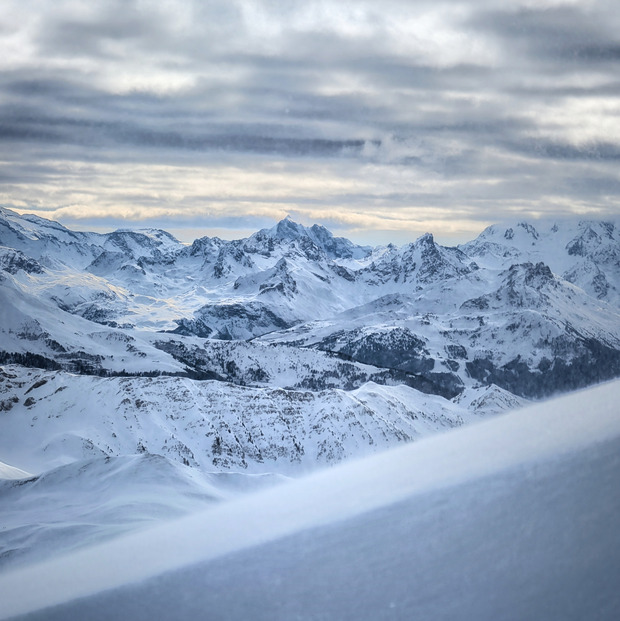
[0,0,619,243]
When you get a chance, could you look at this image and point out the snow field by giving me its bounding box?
[0,378,618,619]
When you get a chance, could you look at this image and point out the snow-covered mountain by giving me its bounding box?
[2,208,618,401]
[1,206,619,424]
[461,219,620,303]
[1,207,619,577]
[0,366,491,477]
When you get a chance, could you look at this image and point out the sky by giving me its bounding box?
[0,0,619,245]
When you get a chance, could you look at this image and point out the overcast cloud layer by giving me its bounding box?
[1,0,619,244]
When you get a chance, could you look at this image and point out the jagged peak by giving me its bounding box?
[476,219,618,245]
[308,223,334,241]
[188,235,224,257]
[0,246,45,275]
[0,205,16,215]
[474,221,542,243]
[122,228,179,243]
[267,216,309,241]
[107,228,178,244]
[254,217,371,260]
[508,261,554,280]
[274,256,291,270]
[1,208,75,237]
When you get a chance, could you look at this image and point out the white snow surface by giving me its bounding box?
[0,453,288,572]
[2,209,620,618]
[0,379,618,620]
[0,366,488,476]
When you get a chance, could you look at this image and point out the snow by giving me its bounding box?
[461,219,620,305]
[2,209,620,403]
[0,460,30,480]
[0,379,618,620]
[0,454,231,571]
[0,367,475,476]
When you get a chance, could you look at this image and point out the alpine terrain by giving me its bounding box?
[1,206,619,575]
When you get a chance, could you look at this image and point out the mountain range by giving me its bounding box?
[1,207,619,570]
[1,207,619,397]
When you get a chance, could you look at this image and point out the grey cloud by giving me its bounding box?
[567,43,620,62]
[0,0,619,238]
[565,174,620,197]
[39,15,159,59]
[505,81,620,99]
[0,110,371,159]
[523,140,620,162]
[37,1,246,64]
[469,5,620,67]
[0,61,607,173]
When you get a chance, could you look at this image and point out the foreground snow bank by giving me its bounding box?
[0,454,270,571]
[1,379,619,620]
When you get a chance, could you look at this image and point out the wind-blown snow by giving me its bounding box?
[0,454,236,570]
[0,379,618,620]
[0,461,30,481]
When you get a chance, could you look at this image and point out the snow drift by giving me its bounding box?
[1,378,618,620]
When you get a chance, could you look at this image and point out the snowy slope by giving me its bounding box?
[460,219,620,304]
[0,365,494,476]
[0,378,618,620]
[0,273,186,374]
[0,461,30,480]
[260,263,620,399]
[0,454,233,571]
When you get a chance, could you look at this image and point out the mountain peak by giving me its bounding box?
[253,217,370,260]
[417,232,434,245]
[269,216,308,241]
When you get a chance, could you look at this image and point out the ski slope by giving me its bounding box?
[1,378,618,620]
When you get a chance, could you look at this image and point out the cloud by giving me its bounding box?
[470,4,620,65]
[0,0,618,245]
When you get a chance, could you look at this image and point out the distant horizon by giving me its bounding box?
[4,204,618,248]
